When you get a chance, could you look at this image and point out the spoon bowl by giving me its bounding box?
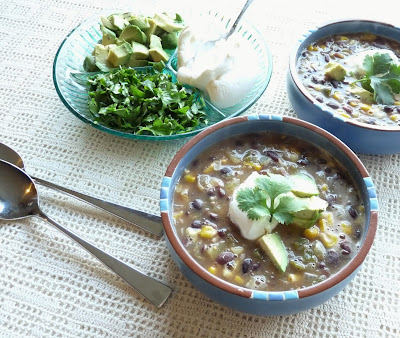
[0,160,172,307]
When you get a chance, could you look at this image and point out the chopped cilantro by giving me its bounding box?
[354,52,400,105]
[236,174,309,224]
[87,66,207,136]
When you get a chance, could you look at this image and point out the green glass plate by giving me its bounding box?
[53,11,273,141]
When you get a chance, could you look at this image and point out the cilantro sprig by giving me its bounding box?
[353,52,400,105]
[236,174,309,225]
[87,66,208,136]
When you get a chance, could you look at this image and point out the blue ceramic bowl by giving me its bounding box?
[287,19,400,155]
[160,115,378,316]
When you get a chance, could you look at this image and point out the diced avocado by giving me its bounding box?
[143,18,160,40]
[161,31,179,49]
[83,55,99,72]
[119,25,147,44]
[258,233,288,273]
[349,85,375,103]
[100,16,117,31]
[93,44,110,65]
[292,196,328,229]
[325,62,347,81]
[149,34,163,49]
[291,174,319,198]
[108,14,128,31]
[101,25,116,45]
[149,47,170,62]
[131,41,149,60]
[152,13,185,33]
[108,42,133,67]
[128,15,150,30]
[126,59,148,68]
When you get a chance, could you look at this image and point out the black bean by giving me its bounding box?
[207,188,216,196]
[297,155,309,166]
[326,101,340,109]
[242,258,253,274]
[317,158,327,164]
[384,106,394,113]
[216,186,226,198]
[192,199,204,210]
[331,80,339,88]
[326,250,340,266]
[311,76,318,84]
[191,159,199,167]
[209,212,219,221]
[339,233,346,240]
[216,252,235,265]
[217,228,227,237]
[341,250,351,255]
[325,194,336,206]
[265,150,279,162]
[324,55,330,62]
[340,241,352,253]
[367,118,377,125]
[355,228,362,239]
[324,167,332,173]
[190,220,203,228]
[252,262,261,271]
[348,207,357,219]
[397,107,400,114]
[343,105,353,115]
[220,167,232,175]
[316,96,324,103]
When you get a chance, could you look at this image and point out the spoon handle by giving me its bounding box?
[32,176,163,237]
[39,211,172,307]
[227,0,254,38]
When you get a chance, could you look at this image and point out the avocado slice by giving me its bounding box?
[292,196,328,229]
[83,55,99,72]
[108,42,133,67]
[152,13,185,32]
[143,18,160,40]
[108,14,128,31]
[349,85,375,103]
[93,44,113,71]
[149,48,170,62]
[129,15,150,30]
[325,62,347,81]
[291,174,319,198]
[119,25,147,44]
[258,233,288,273]
[100,16,117,31]
[149,34,163,49]
[131,41,149,60]
[161,31,178,49]
[101,25,116,45]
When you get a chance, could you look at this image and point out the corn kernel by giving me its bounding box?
[173,211,184,219]
[245,162,262,171]
[203,164,214,174]
[321,184,329,192]
[318,44,326,49]
[333,91,343,102]
[324,212,333,226]
[288,273,302,283]
[360,33,377,42]
[360,104,371,112]
[349,100,359,107]
[394,101,400,106]
[359,205,365,212]
[340,112,351,119]
[318,218,327,232]
[184,174,196,183]
[339,36,349,41]
[231,246,244,255]
[234,275,245,285]
[199,225,218,239]
[208,266,217,275]
[319,232,338,248]
[390,114,400,122]
[307,44,318,52]
[303,225,320,239]
[341,221,353,235]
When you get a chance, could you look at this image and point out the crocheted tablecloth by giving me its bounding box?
[0,0,399,337]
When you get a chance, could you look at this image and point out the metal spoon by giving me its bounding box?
[0,143,163,237]
[0,160,172,307]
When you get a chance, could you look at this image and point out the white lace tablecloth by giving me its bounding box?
[0,0,399,337]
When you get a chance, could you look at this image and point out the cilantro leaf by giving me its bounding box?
[237,187,270,220]
[354,52,400,105]
[272,193,310,225]
[255,174,293,202]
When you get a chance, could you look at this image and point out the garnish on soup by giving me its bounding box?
[172,132,364,291]
[297,33,400,126]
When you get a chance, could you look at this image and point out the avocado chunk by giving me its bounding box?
[101,25,116,45]
[83,55,99,72]
[258,233,288,273]
[292,196,328,229]
[149,34,163,49]
[161,31,179,49]
[119,25,147,44]
[325,62,347,81]
[149,47,170,62]
[108,42,133,67]
[108,14,129,31]
[93,44,113,71]
[143,18,160,40]
[349,85,375,103]
[100,16,117,31]
[152,13,185,33]
[291,174,319,198]
[126,59,148,68]
[128,15,150,30]
[131,41,149,60]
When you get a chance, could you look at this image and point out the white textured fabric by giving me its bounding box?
[0,0,399,337]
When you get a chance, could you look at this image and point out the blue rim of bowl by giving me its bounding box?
[288,18,400,133]
[52,11,273,141]
[161,114,378,300]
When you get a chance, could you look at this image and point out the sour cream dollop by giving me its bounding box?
[177,24,259,109]
[349,49,399,77]
[228,172,278,240]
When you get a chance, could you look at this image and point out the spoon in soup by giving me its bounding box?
[0,160,172,307]
[0,143,163,236]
